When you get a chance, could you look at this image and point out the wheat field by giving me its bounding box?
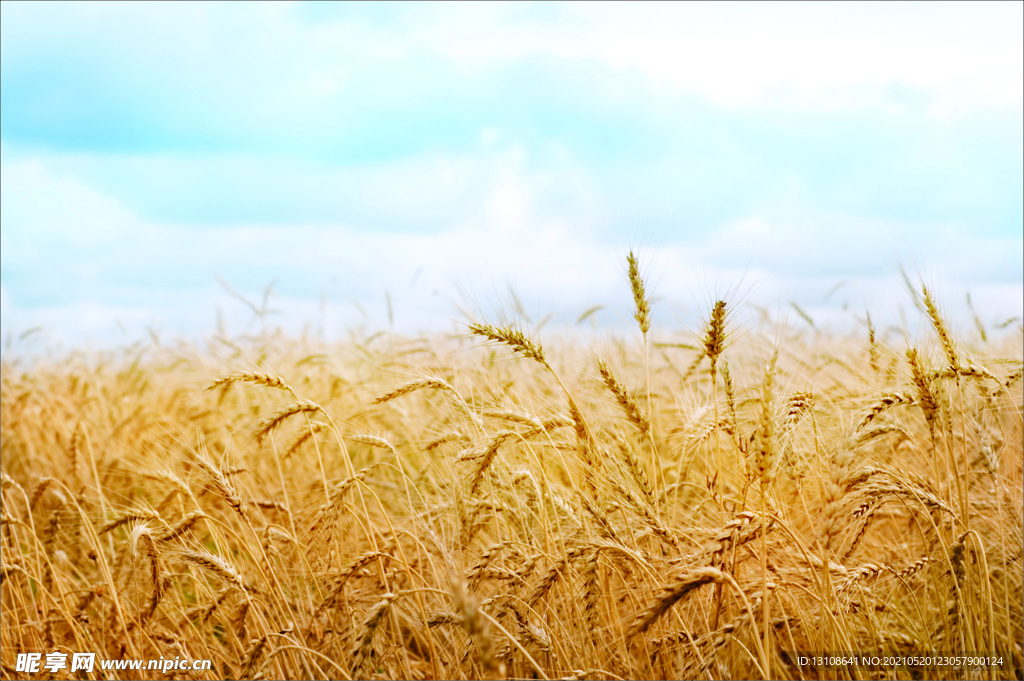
[1,260,1021,680]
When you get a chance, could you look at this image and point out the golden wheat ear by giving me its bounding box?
[627,250,652,335]
[596,357,649,433]
[702,300,727,381]
[468,322,547,367]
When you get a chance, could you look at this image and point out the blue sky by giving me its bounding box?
[1,1,1021,348]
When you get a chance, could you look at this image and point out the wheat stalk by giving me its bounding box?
[98,507,161,536]
[616,439,655,508]
[130,523,166,620]
[159,511,206,542]
[702,301,727,383]
[350,592,396,679]
[180,547,250,592]
[468,323,547,367]
[315,550,391,618]
[628,566,727,637]
[867,312,879,373]
[922,285,960,374]
[254,400,322,445]
[627,251,652,335]
[596,358,649,433]
[857,390,915,431]
[239,635,269,680]
[483,408,544,429]
[206,371,298,399]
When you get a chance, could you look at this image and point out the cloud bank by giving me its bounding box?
[1,1,1021,350]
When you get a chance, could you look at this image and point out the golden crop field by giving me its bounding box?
[1,258,1021,680]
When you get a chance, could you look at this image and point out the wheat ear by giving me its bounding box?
[180,547,251,592]
[206,371,298,399]
[468,323,547,367]
[628,566,726,637]
[596,358,650,433]
[351,593,396,679]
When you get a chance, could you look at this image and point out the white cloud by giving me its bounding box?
[392,2,1023,116]
[4,2,1020,121]
[0,153,142,251]
[699,207,1022,284]
[2,145,1020,353]
[1,1,1020,351]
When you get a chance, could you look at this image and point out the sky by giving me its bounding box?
[1,1,1022,351]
